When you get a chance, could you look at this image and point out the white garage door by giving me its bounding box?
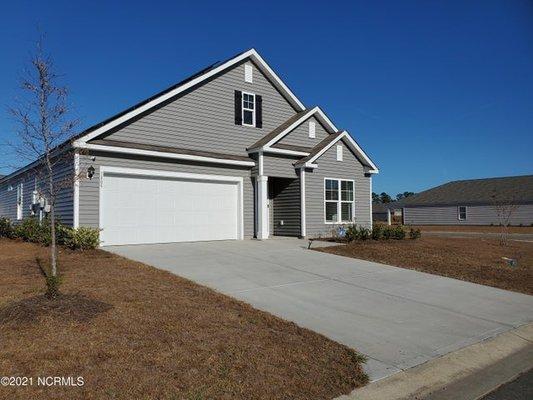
[100,169,242,246]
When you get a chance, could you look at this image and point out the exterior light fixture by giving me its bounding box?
[87,165,95,179]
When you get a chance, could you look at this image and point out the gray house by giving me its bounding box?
[0,49,378,246]
[398,175,533,226]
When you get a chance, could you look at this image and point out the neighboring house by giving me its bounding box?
[0,49,378,246]
[372,201,404,224]
[398,175,533,226]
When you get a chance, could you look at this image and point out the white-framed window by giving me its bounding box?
[16,183,23,220]
[324,178,354,223]
[244,64,253,83]
[242,92,255,126]
[336,145,343,161]
[458,206,467,220]
[308,121,316,138]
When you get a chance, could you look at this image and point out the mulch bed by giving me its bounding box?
[315,236,533,295]
[0,238,367,400]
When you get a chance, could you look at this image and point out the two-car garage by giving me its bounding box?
[99,168,244,246]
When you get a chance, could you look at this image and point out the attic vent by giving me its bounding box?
[308,121,316,138]
[336,145,343,161]
[245,64,253,83]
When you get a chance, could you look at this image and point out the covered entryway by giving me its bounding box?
[100,167,243,246]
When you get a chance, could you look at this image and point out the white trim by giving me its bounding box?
[262,147,310,156]
[300,169,306,237]
[256,175,269,239]
[369,175,373,229]
[248,146,310,156]
[241,91,256,127]
[323,177,355,224]
[73,152,80,228]
[306,131,379,173]
[295,162,318,169]
[258,151,264,175]
[74,49,305,145]
[16,183,23,220]
[253,106,338,151]
[74,142,255,167]
[98,166,245,244]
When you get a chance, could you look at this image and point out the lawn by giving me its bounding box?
[0,238,367,400]
[316,237,533,295]
[412,225,533,234]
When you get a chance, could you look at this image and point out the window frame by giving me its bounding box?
[323,178,355,224]
[458,205,467,221]
[241,91,256,127]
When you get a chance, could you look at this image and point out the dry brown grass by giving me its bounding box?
[316,237,533,295]
[412,225,533,234]
[0,239,367,400]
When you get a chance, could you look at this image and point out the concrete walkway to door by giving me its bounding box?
[105,238,533,381]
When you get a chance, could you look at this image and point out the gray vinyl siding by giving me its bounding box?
[403,204,533,226]
[271,178,301,237]
[103,61,296,156]
[78,151,255,237]
[0,156,74,226]
[305,140,371,237]
[277,116,330,148]
[262,154,299,178]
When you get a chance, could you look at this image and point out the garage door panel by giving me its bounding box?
[101,173,240,246]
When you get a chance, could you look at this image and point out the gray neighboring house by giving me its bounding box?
[396,175,533,226]
[0,49,378,246]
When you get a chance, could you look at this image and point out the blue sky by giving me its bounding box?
[1,0,532,196]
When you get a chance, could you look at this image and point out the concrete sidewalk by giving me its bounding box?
[106,238,533,381]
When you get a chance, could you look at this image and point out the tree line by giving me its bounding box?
[372,191,415,204]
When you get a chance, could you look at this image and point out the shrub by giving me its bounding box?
[13,217,49,244]
[358,227,371,240]
[408,227,421,240]
[371,224,384,240]
[345,225,359,242]
[0,217,14,238]
[392,225,406,240]
[382,225,393,240]
[64,227,100,250]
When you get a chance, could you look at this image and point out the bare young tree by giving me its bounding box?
[7,35,79,297]
[490,191,519,246]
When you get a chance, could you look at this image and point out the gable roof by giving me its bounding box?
[73,49,305,146]
[247,106,337,152]
[294,131,379,173]
[400,175,533,207]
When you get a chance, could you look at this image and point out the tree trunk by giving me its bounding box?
[46,158,57,276]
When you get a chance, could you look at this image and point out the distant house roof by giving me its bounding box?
[372,201,405,213]
[400,175,533,207]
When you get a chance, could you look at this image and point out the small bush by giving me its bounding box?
[0,217,14,238]
[358,227,371,240]
[409,227,421,239]
[392,225,406,240]
[382,226,393,240]
[371,224,384,240]
[14,217,49,243]
[64,227,100,250]
[345,225,359,242]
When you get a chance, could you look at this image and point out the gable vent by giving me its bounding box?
[336,144,343,161]
[245,64,253,83]
[308,121,316,138]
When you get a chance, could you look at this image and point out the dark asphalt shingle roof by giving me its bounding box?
[294,132,343,166]
[401,175,533,207]
[90,139,254,162]
[247,110,310,150]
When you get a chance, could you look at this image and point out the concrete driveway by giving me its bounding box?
[106,238,533,381]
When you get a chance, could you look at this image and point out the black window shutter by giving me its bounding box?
[234,90,242,125]
[256,95,262,128]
